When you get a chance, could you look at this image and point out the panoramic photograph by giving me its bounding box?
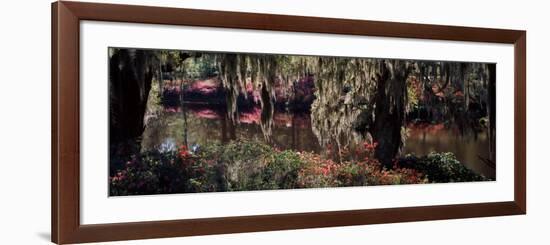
[108,47,496,196]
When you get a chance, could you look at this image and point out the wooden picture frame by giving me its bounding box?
[51,1,526,244]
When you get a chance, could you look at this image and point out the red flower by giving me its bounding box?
[363,141,378,151]
[179,145,191,159]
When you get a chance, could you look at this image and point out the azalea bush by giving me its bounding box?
[295,151,427,188]
[110,140,487,196]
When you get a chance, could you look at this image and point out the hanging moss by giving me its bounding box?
[217,54,281,142]
[310,57,378,161]
[214,53,491,166]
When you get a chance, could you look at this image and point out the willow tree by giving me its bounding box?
[309,57,415,166]
[217,54,284,142]
[215,53,417,166]
[109,49,193,146]
[417,62,493,132]
[310,57,374,161]
[213,53,493,168]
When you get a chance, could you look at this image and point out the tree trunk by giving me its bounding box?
[109,49,154,145]
[260,84,275,143]
[370,60,409,168]
[221,112,228,143]
[180,82,189,147]
[158,55,163,98]
[487,64,496,162]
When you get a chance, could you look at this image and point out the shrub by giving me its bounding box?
[397,152,488,183]
[198,141,272,191]
[110,142,479,196]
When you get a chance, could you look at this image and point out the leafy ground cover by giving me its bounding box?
[110,141,488,196]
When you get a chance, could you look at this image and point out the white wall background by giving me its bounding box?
[0,0,546,244]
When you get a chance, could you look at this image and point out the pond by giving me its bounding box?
[141,104,495,180]
[404,124,493,179]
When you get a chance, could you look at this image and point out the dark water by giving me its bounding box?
[142,107,322,155]
[404,125,493,179]
[141,107,494,179]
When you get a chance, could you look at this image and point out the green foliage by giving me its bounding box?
[398,152,488,183]
[182,54,218,79]
[262,150,303,189]
[198,141,272,191]
[110,141,440,196]
[197,141,309,191]
[406,77,420,111]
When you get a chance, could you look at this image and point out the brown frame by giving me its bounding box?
[51,1,526,244]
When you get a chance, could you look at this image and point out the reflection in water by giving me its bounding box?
[142,105,494,179]
[142,105,322,156]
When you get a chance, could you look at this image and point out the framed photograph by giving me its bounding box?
[52,1,526,244]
